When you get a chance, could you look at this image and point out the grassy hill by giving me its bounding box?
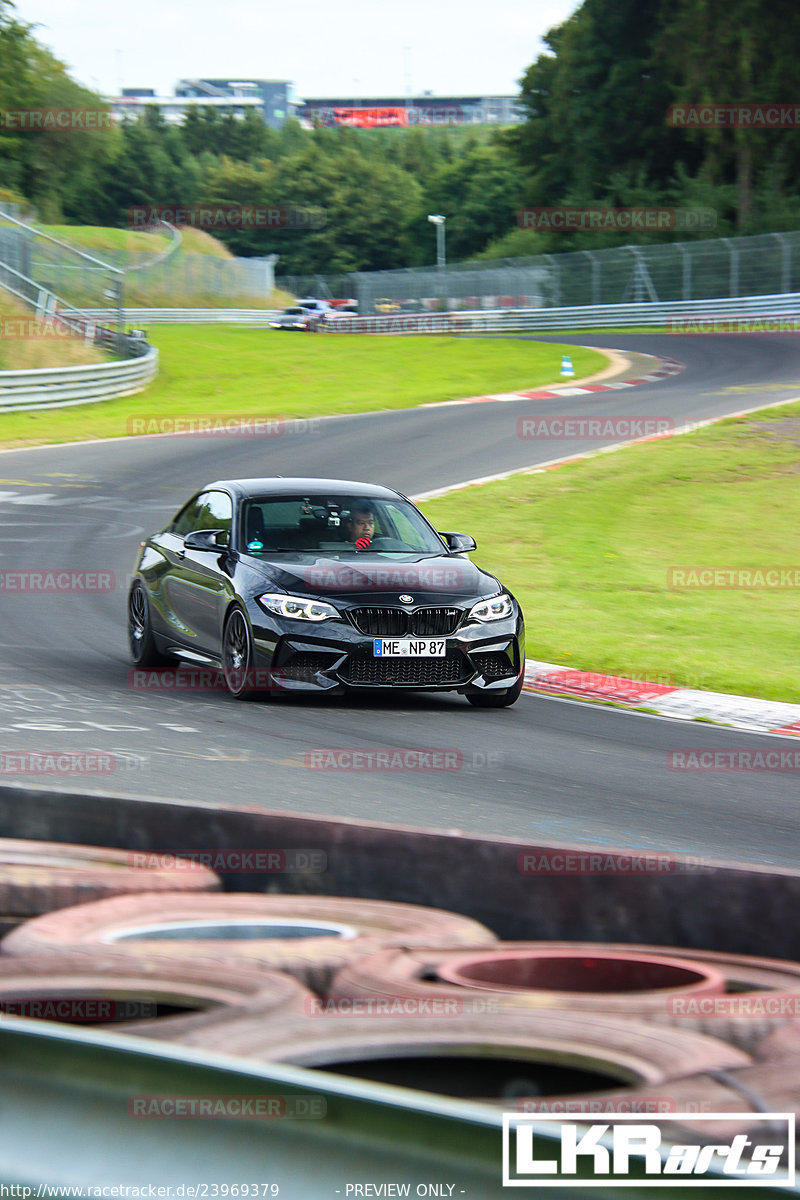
[42,225,235,259]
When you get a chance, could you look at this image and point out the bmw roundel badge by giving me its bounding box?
[399,594,414,604]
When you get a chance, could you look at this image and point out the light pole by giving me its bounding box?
[427,214,446,268]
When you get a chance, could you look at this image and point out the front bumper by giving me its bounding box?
[249,608,524,694]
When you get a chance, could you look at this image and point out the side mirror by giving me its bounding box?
[184,529,227,551]
[439,531,477,553]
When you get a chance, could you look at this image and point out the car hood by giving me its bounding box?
[244,552,501,604]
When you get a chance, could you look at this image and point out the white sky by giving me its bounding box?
[12,0,578,100]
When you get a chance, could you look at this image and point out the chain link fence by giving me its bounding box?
[0,215,280,309]
[5,216,800,315]
[277,232,800,313]
[28,244,280,308]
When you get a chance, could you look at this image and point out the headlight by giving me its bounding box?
[258,593,340,622]
[468,593,514,622]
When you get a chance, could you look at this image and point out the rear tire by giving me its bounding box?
[466,670,524,708]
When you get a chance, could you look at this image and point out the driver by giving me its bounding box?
[344,503,376,548]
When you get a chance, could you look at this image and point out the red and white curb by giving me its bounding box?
[437,353,684,406]
[523,659,800,738]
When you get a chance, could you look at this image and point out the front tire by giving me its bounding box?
[128,581,168,667]
[222,606,263,699]
[465,670,524,708]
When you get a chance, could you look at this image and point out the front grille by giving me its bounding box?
[472,651,517,679]
[348,606,464,637]
[411,607,463,636]
[348,607,409,636]
[342,652,468,687]
[281,652,339,682]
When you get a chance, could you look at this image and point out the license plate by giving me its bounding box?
[373,639,446,657]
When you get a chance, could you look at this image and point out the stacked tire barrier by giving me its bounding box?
[0,890,498,993]
[0,837,219,936]
[1,836,799,1153]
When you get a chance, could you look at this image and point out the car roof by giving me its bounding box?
[202,478,406,501]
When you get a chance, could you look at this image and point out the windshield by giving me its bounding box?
[241,493,446,555]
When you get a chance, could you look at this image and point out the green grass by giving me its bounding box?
[419,404,800,703]
[42,225,172,254]
[0,330,607,447]
[42,225,235,258]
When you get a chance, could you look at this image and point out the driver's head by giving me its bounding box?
[345,504,375,541]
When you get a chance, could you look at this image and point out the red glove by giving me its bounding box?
[355,536,371,549]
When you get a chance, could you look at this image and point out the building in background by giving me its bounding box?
[112,80,296,129]
[299,94,523,127]
[110,85,520,130]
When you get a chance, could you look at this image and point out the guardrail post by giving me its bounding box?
[721,238,740,297]
[544,256,560,307]
[774,233,791,294]
[581,251,600,306]
[677,244,691,301]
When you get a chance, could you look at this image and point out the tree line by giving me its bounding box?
[2,0,800,274]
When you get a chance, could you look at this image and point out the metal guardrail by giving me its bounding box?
[321,292,800,334]
[0,344,159,412]
[0,1018,520,1199]
[82,307,282,324]
[81,292,800,332]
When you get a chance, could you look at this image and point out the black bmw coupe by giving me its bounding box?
[128,477,525,707]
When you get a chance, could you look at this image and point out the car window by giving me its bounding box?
[387,503,423,545]
[196,490,233,544]
[170,493,206,536]
[241,494,444,554]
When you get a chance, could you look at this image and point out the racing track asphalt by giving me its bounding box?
[1,332,799,869]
